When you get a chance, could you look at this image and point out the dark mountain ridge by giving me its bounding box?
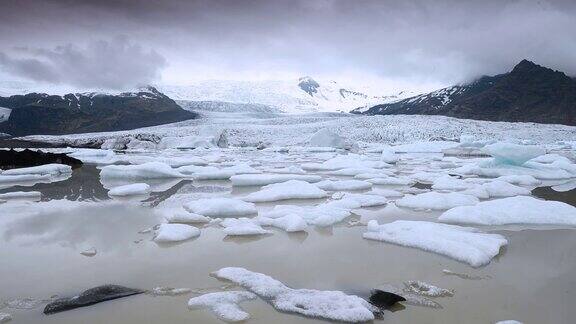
[0,86,197,136]
[354,60,576,125]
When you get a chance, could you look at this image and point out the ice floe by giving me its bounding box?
[0,191,41,201]
[154,223,201,243]
[380,145,399,164]
[363,220,507,267]
[220,218,272,236]
[366,176,415,186]
[68,149,118,165]
[184,198,257,217]
[483,142,546,166]
[188,291,257,322]
[403,281,454,297]
[230,174,321,186]
[1,163,72,176]
[100,162,184,179]
[256,214,308,232]
[395,192,479,210]
[439,196,576,226]
[243,180,328,202]
[108,183,151,196]
[165,210,211,224]
[315,180,372,191]
[213,267,377,322]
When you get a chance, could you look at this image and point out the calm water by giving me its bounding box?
[1,154,575,324]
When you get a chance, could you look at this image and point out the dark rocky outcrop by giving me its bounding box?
[298,76,320,96]
[43,285,144,315]
[368,289,406,309]
[0,149,82,169]
[355,60,576,125]
[0,86,197,136]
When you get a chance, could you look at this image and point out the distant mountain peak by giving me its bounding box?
[298,76,320,96]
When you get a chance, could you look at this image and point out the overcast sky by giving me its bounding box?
[1,0,575,91]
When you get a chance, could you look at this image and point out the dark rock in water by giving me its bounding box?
[43,285,144,315]
[0,149,83,169]
[369,289,406,309]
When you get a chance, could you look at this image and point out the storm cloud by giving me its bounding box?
[0,37,166,89]
[1,0,575,89]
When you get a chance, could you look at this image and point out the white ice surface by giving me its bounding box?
[1,164,71,176]
[108,183,151,196]
[363,220,507,267]
[315,180,372,191]
[154,223,201,243]
[100,162,183,179]
[396,192,479,210]
[244,180,328,202]
[213,267,377,322]
[184,198,257,217]
[439,196,576,226]
[231,174,321,186]
[188,291,257,322]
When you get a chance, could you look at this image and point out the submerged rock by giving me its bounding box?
[0,149,82,170]
[43,285,144,315]
[368,289,406,309]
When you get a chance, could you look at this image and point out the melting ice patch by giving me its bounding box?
[439,196,576,226]
[243,180,328,202]
[213,267,377,323]
[188,291,257,322]
[108,183,151,196]
[395,192,479,210]
[154,223,201,243]
[230,174,321,187]
[184,198,257,217]
[100,162,184,179]
[363,220,507,267]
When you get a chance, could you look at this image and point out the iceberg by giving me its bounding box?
[363,220,507,267]
[439,196,576,226]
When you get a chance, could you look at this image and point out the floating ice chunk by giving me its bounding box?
[257,214,308,232]
[483,143,546,166]
[403,281,454,297]
[267,165,306,174]
[327,167,388,177]
[366,176,415,186]
[262,204,351,227]
[0,173,51,184]
[316,180,372,191]
[154,224,201,243]
[0,313,12,323]
[80,248,97,257]
[529,153,570,164]
[125,155,208,168]
[223,163,261,175]
[409,172,444,184]
[396,192,479,210]
[302,154,388,171]
[495,175,541,186]
[439,196,576,226]
[460,187,490,199]
[188,291,257,322]
[230,174,321,187]
[431,175,472,191]
[244,180,328,202]
[480,181,530,198]
[330,193,388,208]
[165,210,211,224]
[308,128,357,151]
[176,166,235,180]
[363,220,507,267]
[495,321,523,324]
[100,162,183,179]
[354,171,395,180]
[380,145,398,164]
[184,198,256,217]
[108,183,151,196]
[2,163,72,176]
[0,191,41,201]
[213,267,377,322]
[367,188,404,198]
[68,149,118,165]
[221,218,272,236]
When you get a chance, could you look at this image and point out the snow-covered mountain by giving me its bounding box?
[157,77,415,113]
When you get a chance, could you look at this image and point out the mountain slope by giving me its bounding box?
[354,60,576,125]
[158,77,414,113]
[0,86,197,136]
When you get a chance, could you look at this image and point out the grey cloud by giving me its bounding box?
[0,37,166,90]
[1,0,576,87]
